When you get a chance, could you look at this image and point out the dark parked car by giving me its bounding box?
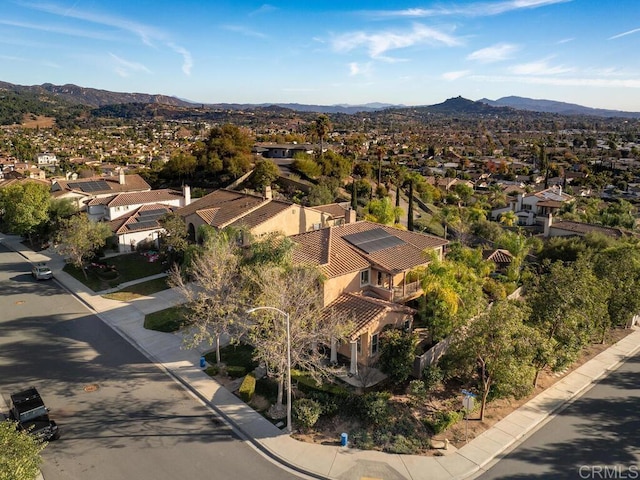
[9,387,59,441]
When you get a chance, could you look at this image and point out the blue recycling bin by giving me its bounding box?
[340,432,348,447]
[199,356,206,368]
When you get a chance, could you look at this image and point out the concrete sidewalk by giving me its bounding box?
[3,234,640,480]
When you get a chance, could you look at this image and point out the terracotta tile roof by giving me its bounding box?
[483,249,514,264]
[196,208,220,225]
[323,292,416,341]
[227,200,294,230]
[0,178,50,189]
[291,221,448,278]
[54,174,150,195]
[109,204,174,234]
[311,203,349,218]
[550,221,626,239]
[177,189,270,227]
[536,199,564,208]
[87,189,183,207]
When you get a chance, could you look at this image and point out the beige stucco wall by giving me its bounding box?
[323,270,366,307]
[336,310,412,363]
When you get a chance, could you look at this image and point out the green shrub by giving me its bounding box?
[292,157,322,179]
[422,365,444,391]
[306,391,339,416]
[292,398,322,429]
[408,379,427,405]
[424,410,464,435]
[238,373,256,402]
[387,434,421,455]
[350,429,375,450]
[361,391,392,424]
[255,377,278,403]
[204,365,220,377]
[226,365,247,379]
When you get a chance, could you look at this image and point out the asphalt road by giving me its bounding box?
[0,243,305,480]
[475,349,640,480]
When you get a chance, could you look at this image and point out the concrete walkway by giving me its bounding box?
[3,234,639,480]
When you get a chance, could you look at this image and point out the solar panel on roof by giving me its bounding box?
[126,220,158,231]
[139,208,167,217]
[67,180,110,192]
[343,227,407,254]
[143,213,165,220]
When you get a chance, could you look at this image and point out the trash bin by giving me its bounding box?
[340,432,348,447]
[199,356,206,368]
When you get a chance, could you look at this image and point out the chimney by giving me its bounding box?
[183,185,191,206]
[119,168,126,185]
[346,207,357,224]
[544,213,553,237]
[264,185,272,200]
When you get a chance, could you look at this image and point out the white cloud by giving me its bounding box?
[222,25,267,39]
[168,43,193,76]
[109,53,151,77]
[442,70,471,80]
[0,18,116,41]
[332,23,461,60]
[349,62,372,76]
[467,43,518,63]
[472,74,640,89]
[609,28,640,40]
[509,59,572,75]
[365,0,571,18]
[249,4,277,16]
[21,1,164,46]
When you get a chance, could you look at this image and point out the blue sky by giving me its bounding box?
[2,0,640,111]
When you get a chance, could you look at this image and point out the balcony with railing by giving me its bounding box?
[364,279,423,303]
[393,279,422,301]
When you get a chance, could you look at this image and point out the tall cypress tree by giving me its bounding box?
[407,181,414,231]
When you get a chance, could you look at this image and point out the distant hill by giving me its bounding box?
[2,80,639,121]
[422,96,510,115]
[0,81,193,108]
[478,96,640,119]
[0,81,396,113]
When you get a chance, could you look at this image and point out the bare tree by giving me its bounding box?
[169,229,246,363]
[247,264,352,414]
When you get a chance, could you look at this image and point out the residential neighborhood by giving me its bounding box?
[2,88,640,480]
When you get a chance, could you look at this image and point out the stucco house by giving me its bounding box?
[176,187,353,242]
[86,186,190,222]
[491,185,574,226]
[291,221,448,374]
[543,214,629,239]
[108,204,176,253]
[51,170,151,210]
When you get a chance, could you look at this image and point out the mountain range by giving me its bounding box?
[1,80,639,118]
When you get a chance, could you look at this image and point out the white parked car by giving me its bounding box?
[32,264,53,280]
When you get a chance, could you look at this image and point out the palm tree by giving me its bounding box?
[313,115,331,159]
[498,210,517,227]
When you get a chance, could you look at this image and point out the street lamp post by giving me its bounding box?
[246,306,292,434]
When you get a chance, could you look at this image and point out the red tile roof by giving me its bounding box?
[87,189,183,207]
[177,188,298,230]
[291,221,448,278]
[323,292,416,341]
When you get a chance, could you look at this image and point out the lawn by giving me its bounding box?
[144,305,187,332]
[205,344,259,378]
[102,277,169,301]
[64,252,167,291]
